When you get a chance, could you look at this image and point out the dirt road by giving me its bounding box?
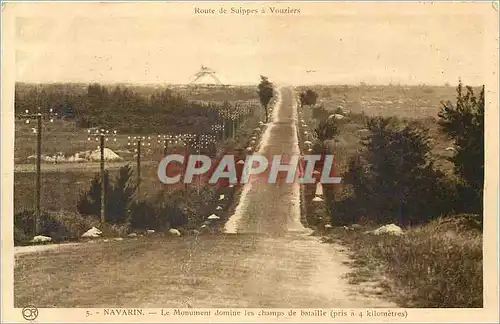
[14,87,395,308]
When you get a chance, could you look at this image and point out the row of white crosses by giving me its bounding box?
[21,107,59,236]
[298,107,323,203]
[24,108,58,127]
[246,121,265,154]
[211,123,225,139]
[298,109,314,154]
[193,133,217,153]
[202,117,262,227]
[127,135,154,155]
[125,132,217,158]
[87,128,118,148]
[126,133,216,155]
[218,102,253,140]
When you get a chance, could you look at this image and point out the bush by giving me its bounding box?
[311,105,329,121]
[15,209,67,243]
[77,164,136,224]
[129,201,161,231]
[14,227,30,246]
[14,209,99,245]
[128,197,187,231]
[299,89,319,107]
[438,82,484,216]
[314,117,340,142]
[337,117,454,226]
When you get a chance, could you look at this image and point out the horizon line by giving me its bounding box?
[14,81,469,87]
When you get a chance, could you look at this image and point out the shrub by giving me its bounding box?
[14,209,99,244]
[438,82,484,216]
[299,89,319,107]
[129,201,161,230]
[14,227,30,246]
[311,105,329,121]
[314,117,340,142]
[337,117,454,226]
[334,106,344,115]
[15,209,66,243]
[77,164,136,224]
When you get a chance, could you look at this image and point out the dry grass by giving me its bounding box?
[14,235,257,307]
[14,163,167,213]
[298,84,458,118]
[323,218,483,308]
[297,85,456,176]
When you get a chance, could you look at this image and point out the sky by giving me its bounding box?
[10,2,495,86]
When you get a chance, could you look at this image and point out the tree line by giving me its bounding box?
[14,83,249,134]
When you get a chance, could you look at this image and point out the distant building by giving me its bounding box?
[189,66,225,86]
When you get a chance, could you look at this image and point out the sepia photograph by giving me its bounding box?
[1,1,499,323]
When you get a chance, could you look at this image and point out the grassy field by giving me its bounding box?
[14,163,164,214]
[322,216,482,308]
[297,85,457,175]
[298,84,458,118]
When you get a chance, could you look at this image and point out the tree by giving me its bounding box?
[339,117,452,226]
[314,117,339,142]
[257,76,274,123]
[438,81,484,215]
[311,105,329,121]
[299,89,318,107]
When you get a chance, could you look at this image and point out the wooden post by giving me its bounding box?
[100,134,105,224]
[222,121,226,141]
[232,119,235,140]
[137,139,141,199]
[35,113,42,235]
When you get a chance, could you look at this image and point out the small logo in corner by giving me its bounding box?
[22,305,38,321]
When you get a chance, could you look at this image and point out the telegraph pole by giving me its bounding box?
[22,107,57,236]
[100,134,105,223]
[35,113,42,235]
[128,136,150,200]
[232,118,236,140]
[137,138,141,198]
[88,128,117,224]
